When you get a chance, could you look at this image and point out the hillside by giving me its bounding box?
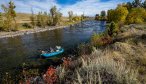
[16,13,32,23]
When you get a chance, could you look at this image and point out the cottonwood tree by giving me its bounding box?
[50,6,57,25]
[68,11,73,22]
[30,8,36,28]
[107,9,115,22]
[81,13,85,21]
[107,6,128,24]
[50,6,62,26]
[114,6,128,23]
[0,12,3,30]
[1,1,17,31]
[9,1,17,29]
[54,12,62,25]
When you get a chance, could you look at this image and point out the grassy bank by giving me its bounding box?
[54,25,146,84]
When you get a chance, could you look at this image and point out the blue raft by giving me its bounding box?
[41,48,64,58]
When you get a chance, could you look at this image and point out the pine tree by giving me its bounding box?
[132,0,142,7]
[142,0,146,8]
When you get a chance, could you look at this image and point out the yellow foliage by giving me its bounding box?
[126,8,146,24]
[107,6,128,24]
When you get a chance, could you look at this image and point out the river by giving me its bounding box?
[0,20,106,81]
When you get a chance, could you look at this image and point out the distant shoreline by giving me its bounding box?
[0,26,68,39]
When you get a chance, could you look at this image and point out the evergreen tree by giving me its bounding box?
[95,14,100,20]
[108,22,118,36]
[126,2,133,11]
[142,0,146,8]
[100,10,106,20]
[132,0,142,7]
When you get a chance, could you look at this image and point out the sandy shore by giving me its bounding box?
[0,26,68,39]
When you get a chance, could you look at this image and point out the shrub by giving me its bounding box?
[107,22,119,36]
[22,23,32,28]
[78,43,93,55]
[126,8,146,24]
[91,33,112,46]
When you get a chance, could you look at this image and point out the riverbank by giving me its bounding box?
[53,24,146,83]
[0,26,68,39]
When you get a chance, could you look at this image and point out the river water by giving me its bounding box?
[0,20,106,81]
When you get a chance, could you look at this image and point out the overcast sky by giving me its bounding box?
[0,0,133,16]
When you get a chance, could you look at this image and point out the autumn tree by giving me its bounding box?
[30,8,36,28]
[107,6,128,24]
[68,11,73,22]
[54,12,62,25]
[126,8,146,24]
[9,1,17,28]
[50,6,57,25]
[50,6,62,26]
[0,12,3,30]
[1,1,17,31]
[107,9,115,22]
[115,6,128,23]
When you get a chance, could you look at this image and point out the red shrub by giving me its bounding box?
[62,57,72,68]
[43,66,58,84]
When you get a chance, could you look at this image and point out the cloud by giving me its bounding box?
[0,0,133,16]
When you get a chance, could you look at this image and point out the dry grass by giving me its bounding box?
[56,48,139,84]
[55,26,146,84]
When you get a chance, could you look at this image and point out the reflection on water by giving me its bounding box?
[0,20,106,80]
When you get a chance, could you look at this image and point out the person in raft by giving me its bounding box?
[41,50,46,54]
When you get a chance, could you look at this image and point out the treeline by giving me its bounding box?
[107,0,146,24]
[30,6,63,29]
[68,11,86,22]
[95,0,146,36]
[107,0,146,36]
[96,0,146,24]
[92,0,146,46]
[0,1,86,32]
